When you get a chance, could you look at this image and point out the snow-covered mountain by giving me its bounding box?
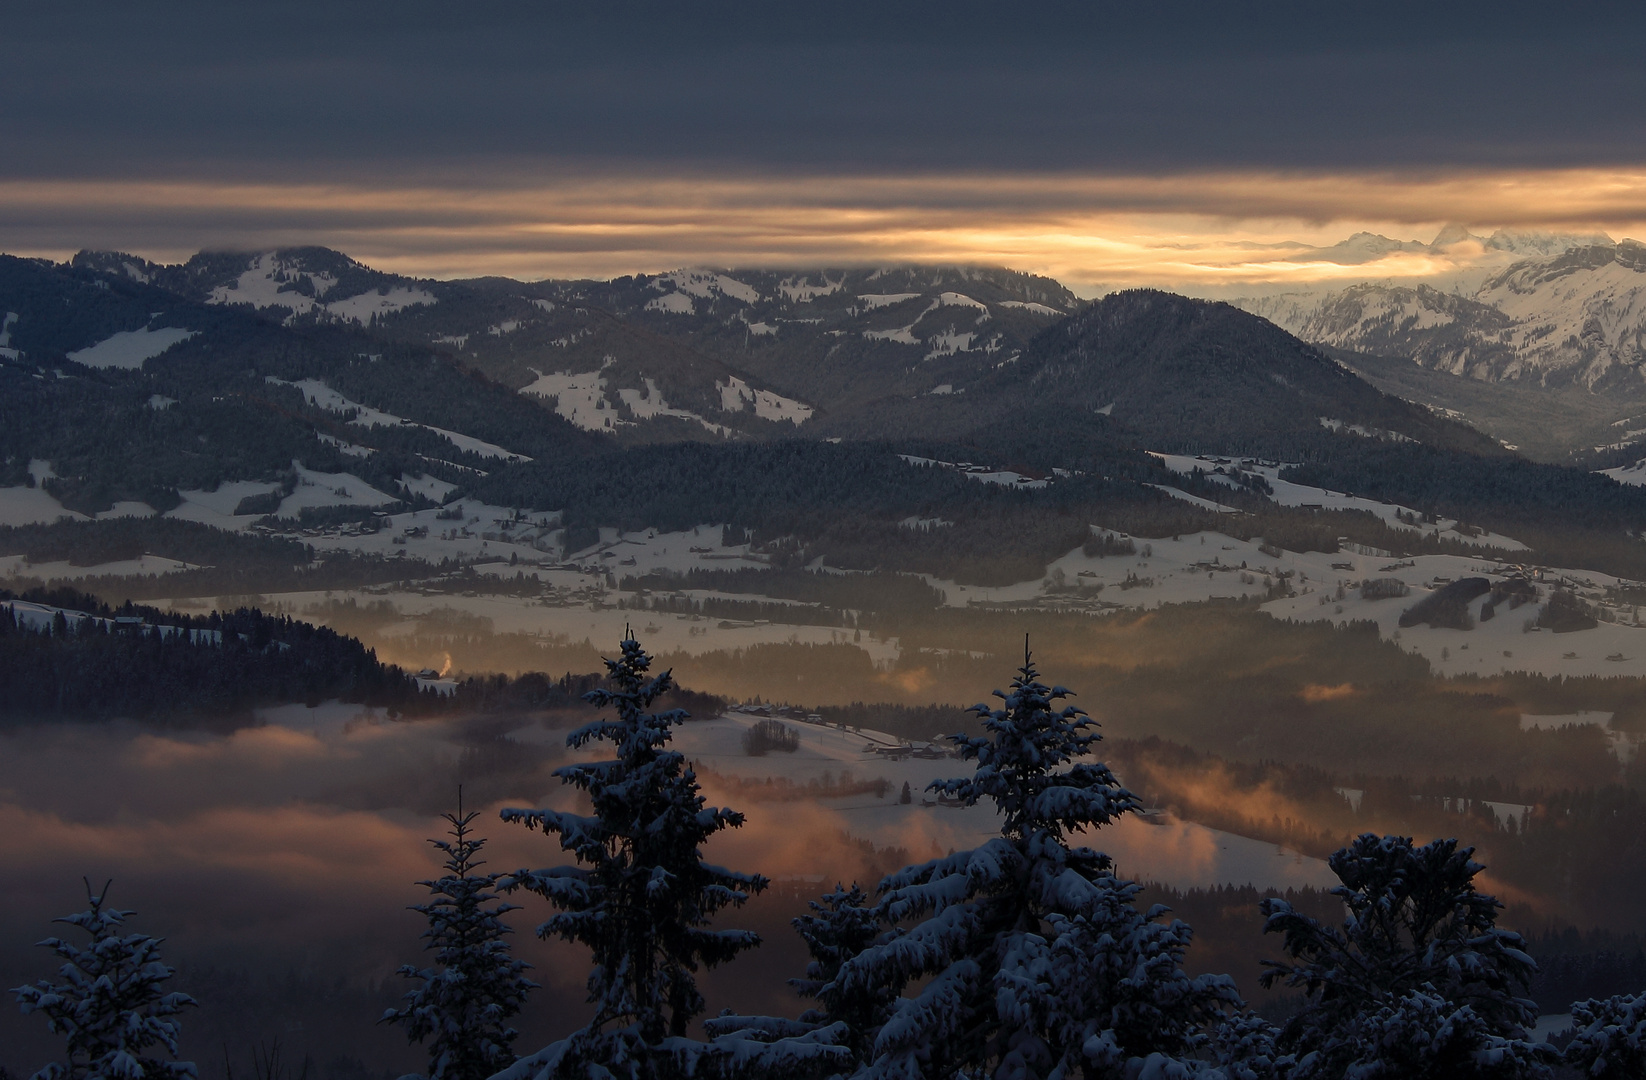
[1233,231,1646,389]
[74,247,437,327]
[357,262,1076,439]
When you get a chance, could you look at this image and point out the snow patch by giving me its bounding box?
[147,394,177,410]
[857,293,920,310]
[67,327,197,370]
[317,433,372,458]
[323,287,438,325]
[717,376,813,424]
[208,253,435,324]
[997,300,1065,316]
[924,330,978,360]
[267,377,530,461]
[0,483,86,527]
[936,291,989,314]
[654,269,761,304]
[277,461,398,516]
[1147,484,1242,513]
[163,480,285,531]
[900,455,1048,489]
[0,312,17,359]
[520,365,618,432]
[645,291,696,315]
[1320,417,1418,444]
[1599,459,1646,486]
[864,324,921,345]
[617,378,715,428]
[779,275,843,302]
[400,472,459,503]
[1149,452,1530,551]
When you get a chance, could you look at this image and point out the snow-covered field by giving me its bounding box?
[9,470,1644,683]
[6,435,1644,684]
[166,480,285,531]
[520,365,618,430]
[0,462,167,527]
[277,462,398,516]
[0,483,84,527]
[66,326,196,370]
[1598,458,1646,486]
[1264,560,1646,680]
[0,553,198,580]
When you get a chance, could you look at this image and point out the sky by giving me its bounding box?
[6,2,1646,290]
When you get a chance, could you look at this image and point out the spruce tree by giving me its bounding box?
[838,645,1240,1078]
[383,795,537,1080]
[497,634,848,1080]
[789,884,896,1066]
[12,881,197,1080]
[1260,833,1553,1079]
[1563,991,1646,1077]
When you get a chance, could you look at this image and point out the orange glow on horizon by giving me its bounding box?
[5,167,1646,292]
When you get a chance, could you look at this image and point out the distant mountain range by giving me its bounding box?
[2,247,1494,482]
[1238,237,1646,389]
[1219,229,1646,462]
[4,243,1646,582]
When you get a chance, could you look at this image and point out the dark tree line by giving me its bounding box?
[0,588,437,722]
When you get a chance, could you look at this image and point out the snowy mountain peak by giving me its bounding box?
[1430,223,1479,247]
[1484,229,1616,257]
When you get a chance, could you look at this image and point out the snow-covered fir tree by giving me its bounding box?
[788,883,898,1066]
[496,634,849,1080]
[1562,991,1646,1077]
[383,795,538,1080]
[11,881,197,1080]
[836,646,1241,1079]
[1260,833,1552,1079]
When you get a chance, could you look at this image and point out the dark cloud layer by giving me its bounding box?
[7,2,1646,181]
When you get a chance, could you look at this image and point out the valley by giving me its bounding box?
[7,239,1646,1073]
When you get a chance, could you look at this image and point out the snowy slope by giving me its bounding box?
[1234,234,1646,389]
[266,377,530,461]
[207,252,436,325]
[66,327,197,370]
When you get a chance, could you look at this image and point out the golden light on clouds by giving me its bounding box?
[5,167,1646,290]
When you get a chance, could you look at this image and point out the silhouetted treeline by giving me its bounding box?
[812,702,978,741]
[0,586,738,726]
[447,669,724,719]
[0,588,437,723]
[1526,928,1646,1013]
[0,517,312,568]
[620,566,948,614]
[620,592,851,628]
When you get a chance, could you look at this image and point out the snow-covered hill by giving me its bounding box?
[75,247,438,327]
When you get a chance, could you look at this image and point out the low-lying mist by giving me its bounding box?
[0,709,916,1077]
